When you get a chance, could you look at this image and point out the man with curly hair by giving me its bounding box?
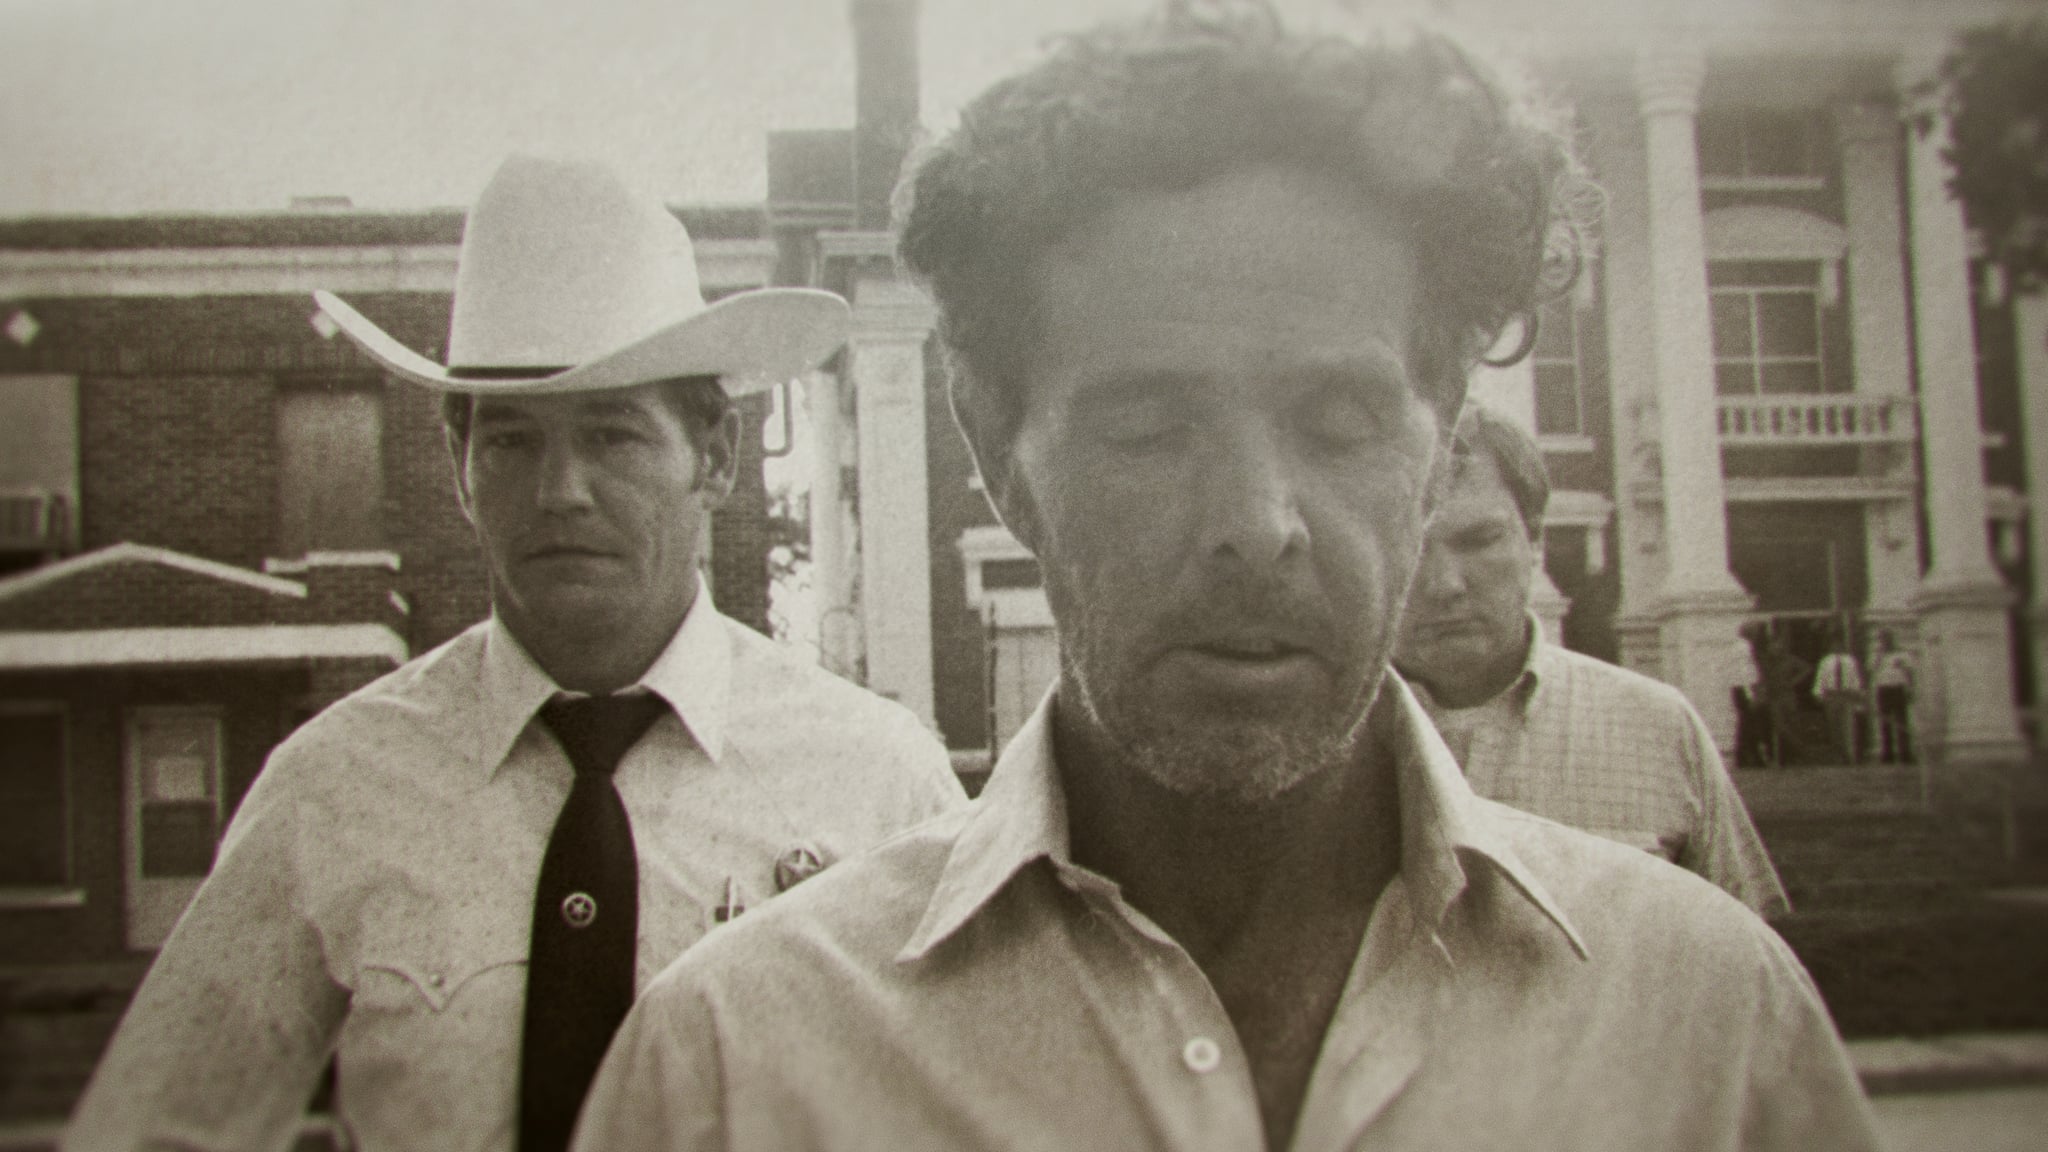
[575,5,1878,1149]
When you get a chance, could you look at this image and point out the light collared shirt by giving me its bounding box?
[1815,653,1864,696]
[68,593,963,1152]
[1872,651,1915,691]
[575,679,1877,1152]
[1409,621,1790,918]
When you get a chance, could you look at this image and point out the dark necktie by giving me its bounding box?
[518,693,670,1152]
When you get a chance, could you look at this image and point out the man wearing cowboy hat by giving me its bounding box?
[68,156,964,1152]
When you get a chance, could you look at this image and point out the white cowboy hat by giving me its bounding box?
[314,155,848,397]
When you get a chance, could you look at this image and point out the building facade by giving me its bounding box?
[797,0,2048,777]
[0,208,786,966]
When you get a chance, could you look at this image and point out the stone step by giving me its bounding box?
[1734,766,1923,818]
[0,964,144,1127]
[0,1010,124,1122]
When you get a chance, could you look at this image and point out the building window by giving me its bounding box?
[0,703,70,888]
[129,707,222,879]
[0,375,80,575]
[1531,297,1584,438]
[1697,110,1825,183]
[1710,261,1828,395]
[276,382,383,556]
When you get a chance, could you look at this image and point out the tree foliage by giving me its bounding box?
[1916,17,2048,294]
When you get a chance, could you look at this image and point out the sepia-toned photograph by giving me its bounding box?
[2,0,2046,1148]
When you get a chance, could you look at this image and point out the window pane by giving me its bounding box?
[1760,362,1821,394]
[1712,261,1818,288]
[1532,301,1574,359]
[1534,364,1582,436]
[1697,115,1743,178]
[1711,294,1754,357]
[981,558,1042,590]
[1716,363,1758,396]
[1757,292,1820,356]
[277,387,384,555]
[1747,114,1813,177]
[0,710,67,886]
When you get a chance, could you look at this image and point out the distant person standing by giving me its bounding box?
[1733,622,1774,768]
[1813,631,1865,765]
[1870,629,1916,764]
[1761,630,1813,766]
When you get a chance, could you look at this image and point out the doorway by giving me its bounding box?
[124,707,224,950]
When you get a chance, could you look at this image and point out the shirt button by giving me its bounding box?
[427,972,445,989]
[1182,1036,1222,1074]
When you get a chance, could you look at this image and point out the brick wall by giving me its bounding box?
[710,392,773,635]
[378,363,491,653]
[79,375,276,570]
[2,286,780,656]
[0,565,301,631]
[0,667,305,967]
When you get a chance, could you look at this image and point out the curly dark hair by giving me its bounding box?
[896,0,1596,475]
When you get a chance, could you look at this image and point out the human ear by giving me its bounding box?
[694,408,742,507]
[447,426,478,527]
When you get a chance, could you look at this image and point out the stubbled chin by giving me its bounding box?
[1106,691,1371,804]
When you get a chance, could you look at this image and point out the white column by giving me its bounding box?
[1588,93,1668,678]
[2015,292,2048,725]
[1902,64,2022,764]
[805,367,861,680]
[1838,103,1921,628]
[849,275,937,728]
[1635,46,1753,753]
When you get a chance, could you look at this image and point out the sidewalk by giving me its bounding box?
[1850,1032,2048,1095]
[5,1035,2041,1150]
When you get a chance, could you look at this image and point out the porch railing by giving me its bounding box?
[1716,395,1916,446]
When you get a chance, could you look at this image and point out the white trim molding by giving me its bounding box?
[1544,490,1615,575]
[1704,204,1849,305]
[0,887,87,910]
[262,550,402,575]
[0,239,775,300]
[958,524,1053,630]
[0,542,306,603]
[816,231,898,261]
[0,623,407,670]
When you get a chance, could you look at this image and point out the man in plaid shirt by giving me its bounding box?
[1396,405,1788,916]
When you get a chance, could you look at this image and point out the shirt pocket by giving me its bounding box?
[338,936,530,1132]
[356,949,526,1013]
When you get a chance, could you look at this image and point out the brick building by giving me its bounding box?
[785,0,2048,789]
[0,206,787,968]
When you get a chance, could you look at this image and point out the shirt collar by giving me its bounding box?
[471,586,733,780]
[897,672,1587,963]
[897,691,1069,962]
[1518,612,1555,711]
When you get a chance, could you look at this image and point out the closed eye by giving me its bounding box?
[1092,397,1186,452]
[1293,353,1413,449]
[1448,524,1511,552]
[480,428,539,453]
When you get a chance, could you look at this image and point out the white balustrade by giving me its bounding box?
[1715,395,1916,445]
